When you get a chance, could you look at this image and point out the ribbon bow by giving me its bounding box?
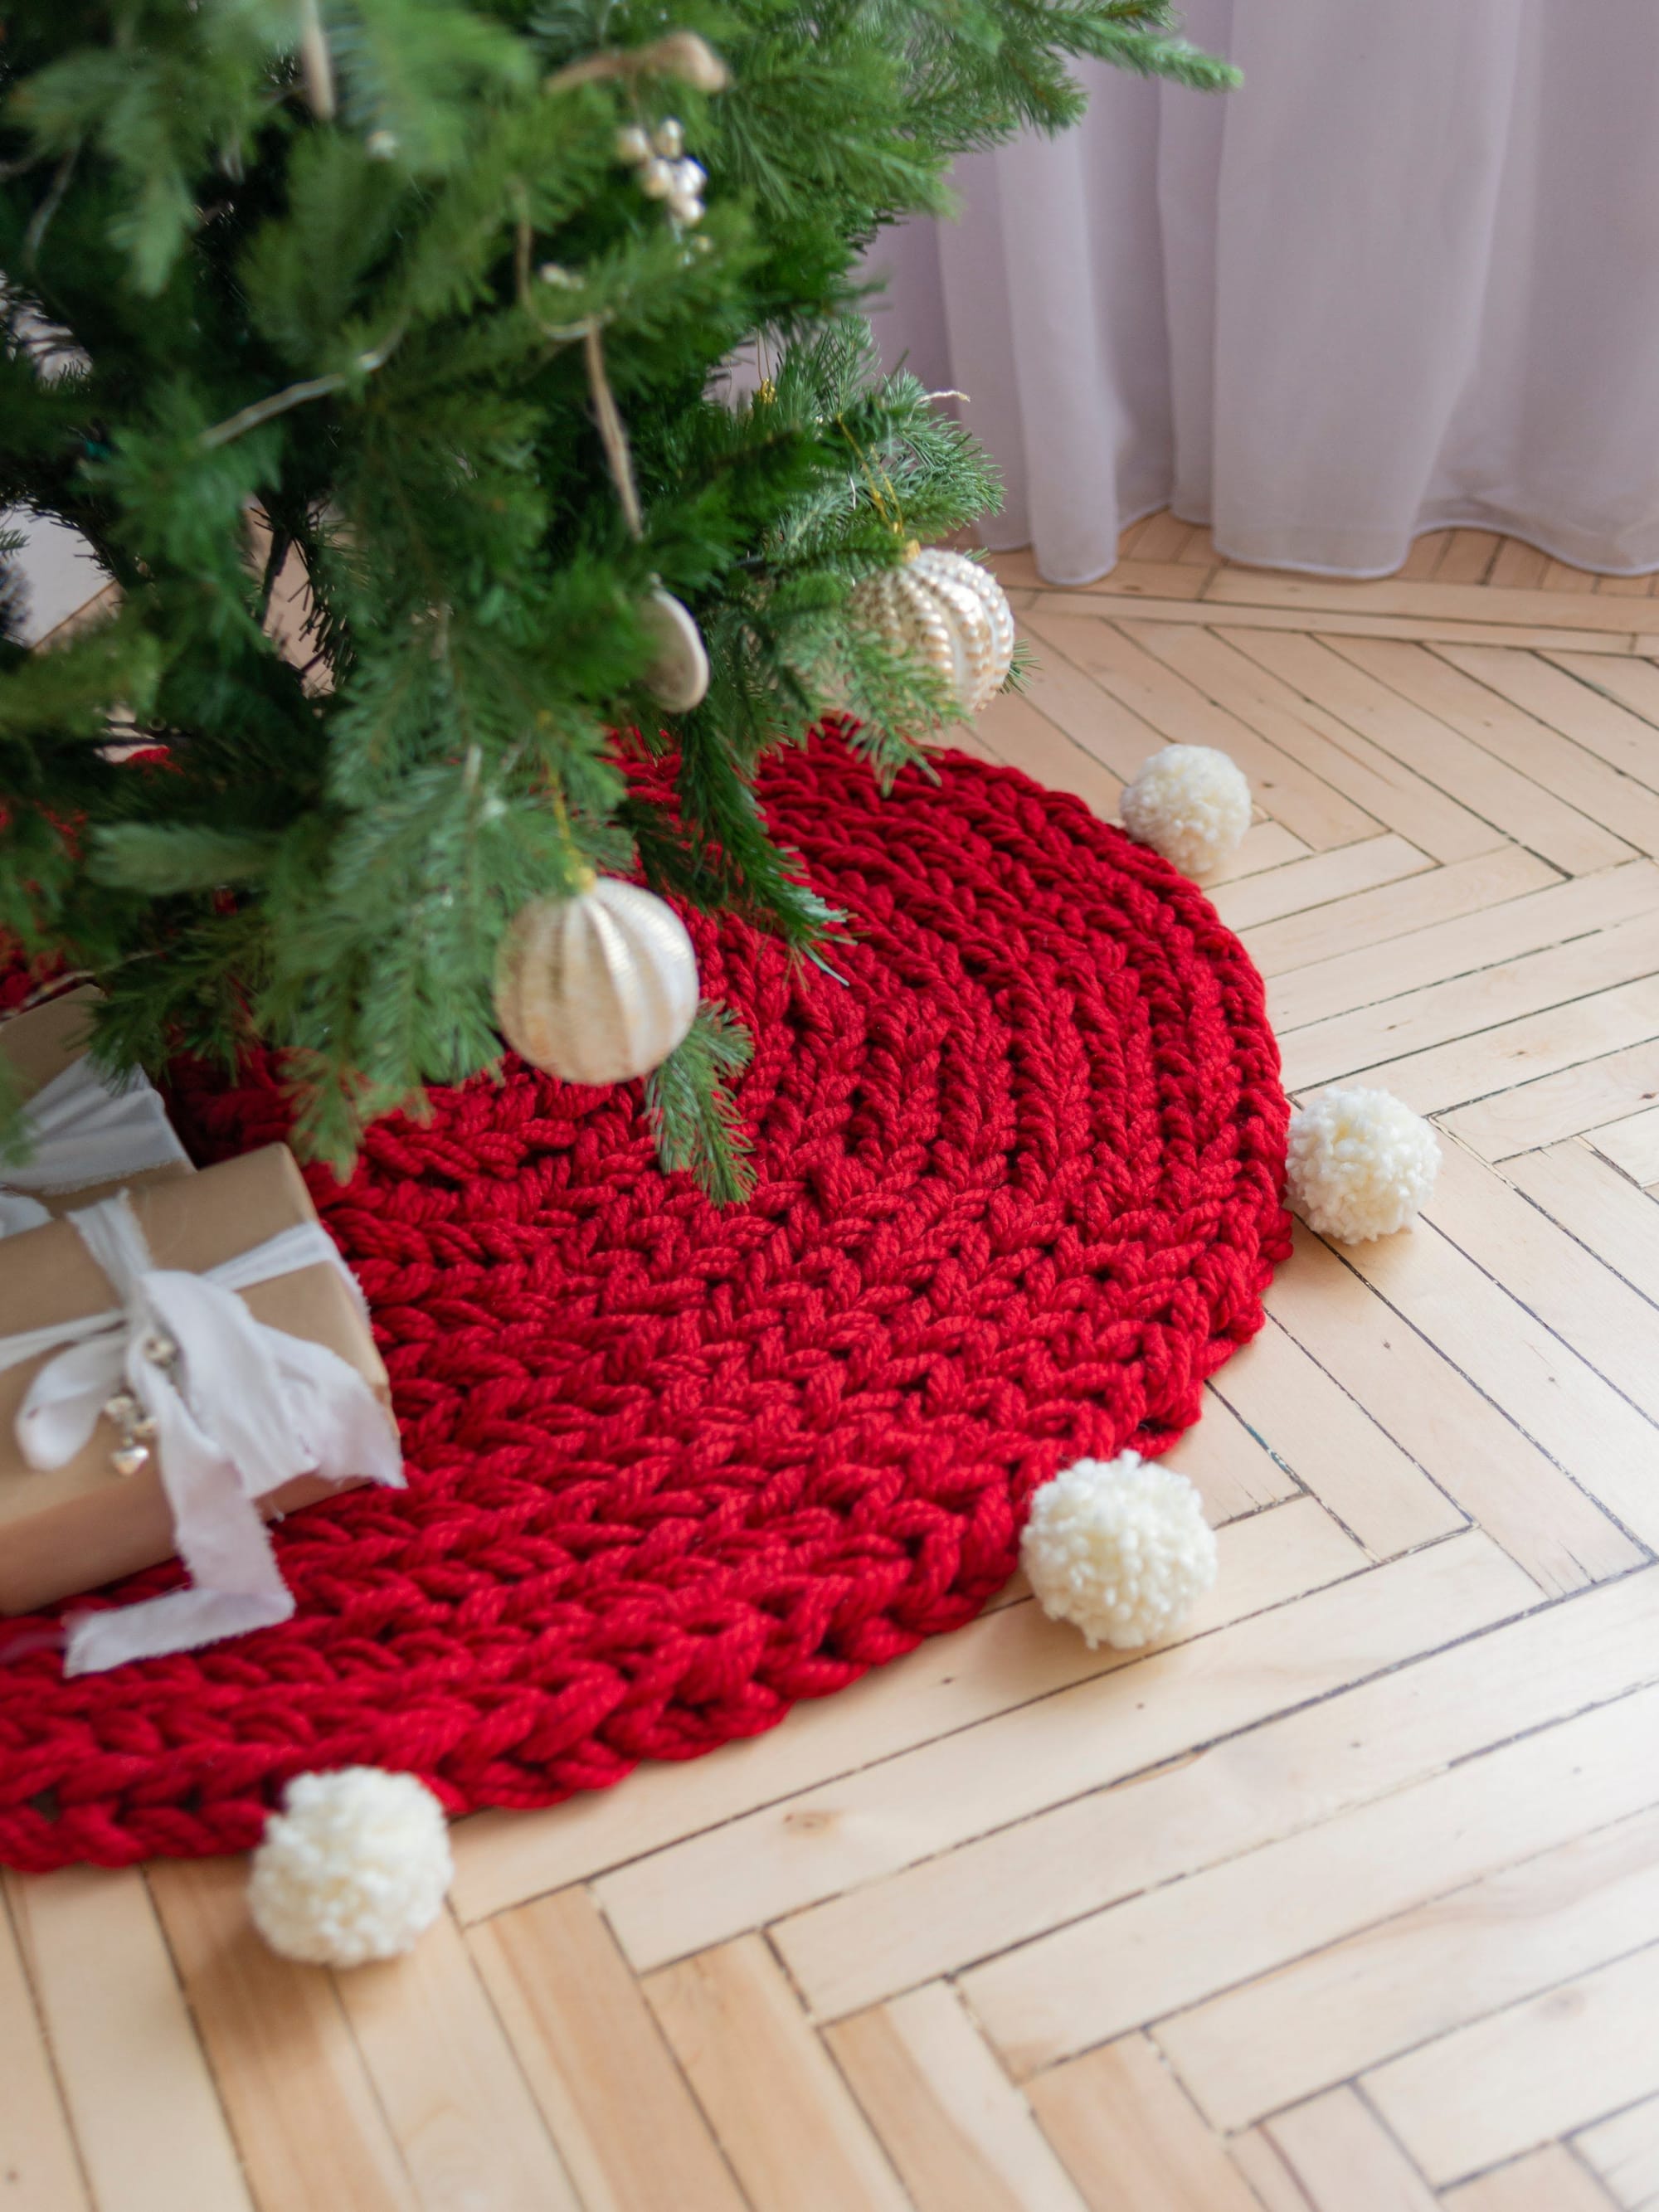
[1,1055,191,1237]
[0,1192,403,1675]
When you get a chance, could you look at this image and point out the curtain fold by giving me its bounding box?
[868,0,1659,584]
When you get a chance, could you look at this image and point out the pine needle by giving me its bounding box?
[645,1002,757,1204]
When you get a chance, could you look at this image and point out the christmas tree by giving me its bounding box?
[1,1,1232,1198]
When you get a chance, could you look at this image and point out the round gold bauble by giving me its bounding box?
[850,546,1016,717]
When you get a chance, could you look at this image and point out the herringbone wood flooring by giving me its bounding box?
[9,522,1659,2212]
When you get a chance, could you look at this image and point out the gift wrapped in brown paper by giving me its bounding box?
[0,1143,403,1670]
[1,984,193,1235]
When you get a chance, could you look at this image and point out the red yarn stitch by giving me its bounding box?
[0,738,1290,1870]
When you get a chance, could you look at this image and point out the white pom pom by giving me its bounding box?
[1020,1452,1218,1650]
[249,1768,452,1966]
[1120,745,1252,880]
[1287,1086,1441,1243]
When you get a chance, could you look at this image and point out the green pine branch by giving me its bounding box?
[645,1000,757,1203]
[0,0,1234,1200]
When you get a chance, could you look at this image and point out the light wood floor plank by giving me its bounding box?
[1488,542,1553,591]
[1207,818,1315,882]
[1083,556,1210,600]
[1027,591,1641,653]
[0,1877,92,2212]
[1576,2093,1659,2210]
[1240,848,1558,982]
[826,1985,1089,2212]
[1022,612,1383,850]
[1206,1315,1466,1557]
[1126,623,1501,863]
[1545,650,1659,737]
[1131,513,1200,563]
[1329,638,1659,858]
[1228,2128,1320,2212]
[1588,1103,1659,1184]
[1159,1385,1301,1524]
[4,1866,252,2212]
[333,1908,581,2212]
[1444,2145,1621,2212]
[1209,834,1432,933]
[774,1536,1545,2022]
[146,1855,417,2212]
[1506,1140,1659,1306]
[1160,1801,1659,2130]
[1443,1032,1659,1159]
[1541,557,1601,596]
[1360,977,1659,1123]
[1279,906,1659,1092]
[466,1886,747,2212]
[961,1676,1659,2079]
[645,1937,910,2212]
[1331,1201,1659,1550]
[1264,1225,1640,1593]
[452,1496,1346,1925]
[975,688,1123,819]
[1221,629,1630,874]
[596,1501,1366,1972]
[1399,532,1452,581]
[1024,2035,1261,2212]
[1014,634,1176,783]
[1443,649,1659,794]
[1438,531,1501,585]
[1270,861,1659,1035]
[1204,568,1647,636]
[1366,1941,1659,2187]
[1420,1135,1659,1441]
[1262,2088,1438,2212]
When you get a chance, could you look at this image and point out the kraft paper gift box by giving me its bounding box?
[0,1143,395,1617]
[1,984,194,1220]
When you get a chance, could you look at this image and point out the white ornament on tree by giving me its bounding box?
[494,873,699,1087]
[851,544,1016,718]
[639,586,710,712]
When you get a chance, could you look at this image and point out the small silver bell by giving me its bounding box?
[653,117,685,158]
[102,1390,142,1427]
[139,1330,178,1367]
[615,122,652,165]
[110,1442,151,1479]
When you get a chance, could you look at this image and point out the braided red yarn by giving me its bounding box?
[0,738,1289,1869]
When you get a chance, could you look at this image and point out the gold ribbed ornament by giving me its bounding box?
[494,876,699,1087]
[850,546,1016,717]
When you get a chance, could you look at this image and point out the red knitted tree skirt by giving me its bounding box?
[0,738,1291,1869]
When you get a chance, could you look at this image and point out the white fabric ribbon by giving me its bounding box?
[0,1192,403,1675]
[1,1056,192,1237]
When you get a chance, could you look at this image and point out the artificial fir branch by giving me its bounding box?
[0,0,1233,1197]
[645,1000,757,1203]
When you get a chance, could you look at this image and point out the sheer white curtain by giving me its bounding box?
[870,0,1659,585]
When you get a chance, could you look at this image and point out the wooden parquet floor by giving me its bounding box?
[10,521,1659,2212]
